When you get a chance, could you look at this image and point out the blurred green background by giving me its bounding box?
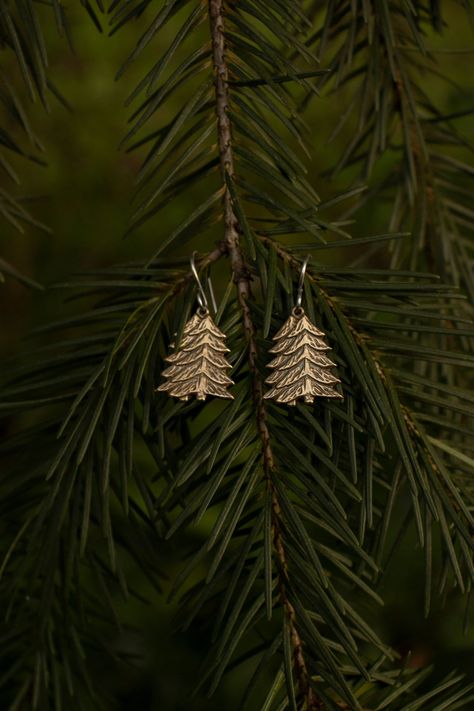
[0,4,473,709]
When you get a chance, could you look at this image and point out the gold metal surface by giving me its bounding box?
[264,307,343,405]
[157,309,234,401]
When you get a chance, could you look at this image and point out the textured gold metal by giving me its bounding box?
[157,308,234,401]
[264,307,343,405]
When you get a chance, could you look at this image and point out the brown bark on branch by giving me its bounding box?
[208,1,320,708]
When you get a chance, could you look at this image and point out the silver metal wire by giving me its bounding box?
[190,251,208,310]
[207,277,218,315]
[296,254,311,308]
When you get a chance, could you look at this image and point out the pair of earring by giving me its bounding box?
[157,255,343,405]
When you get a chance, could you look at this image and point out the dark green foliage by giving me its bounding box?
[310,0,474,298]
[0,0,65,283]
[0,1,473,710]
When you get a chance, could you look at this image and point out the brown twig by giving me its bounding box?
[169,241,227,297]
[208,1,319,708]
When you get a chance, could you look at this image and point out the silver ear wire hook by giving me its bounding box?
[207,277,218,315]
[190,251,208,311]
[296,254,311,308]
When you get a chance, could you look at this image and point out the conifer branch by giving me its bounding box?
[209,2,318,707]
[311,2,474,300]
[258,233,474,554]
[168,242,227,295]
[0,3,472,708]
[391,56,447,279]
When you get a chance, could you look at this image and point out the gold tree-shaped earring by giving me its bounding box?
[157,254,234,401]
[264,256,343,406]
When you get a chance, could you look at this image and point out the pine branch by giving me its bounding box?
[310,0,474,301]
[209,1,318,706]
[255,235,473,594]
[0,2,472,710]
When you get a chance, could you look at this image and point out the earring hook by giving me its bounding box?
[296,254,311,308]
[190,251,208,310]
[207,276,218,315]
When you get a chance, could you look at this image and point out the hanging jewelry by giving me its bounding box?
[264,256,343,405]
[157,254,234,401]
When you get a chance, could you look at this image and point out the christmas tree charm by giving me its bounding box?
[157,307,234,401]
[264,307,343,405]
[157,254,234,401]
[264,256,342,405]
